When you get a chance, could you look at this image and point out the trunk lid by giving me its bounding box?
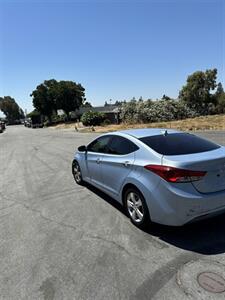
[162,146,225,193]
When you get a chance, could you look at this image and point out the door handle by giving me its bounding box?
[96,158,100,164]
[123,161,130,167]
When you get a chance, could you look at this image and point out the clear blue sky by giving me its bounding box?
[0,0,224,114]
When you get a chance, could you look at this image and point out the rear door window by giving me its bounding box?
[139,133,220,155]
[108,136,139,155]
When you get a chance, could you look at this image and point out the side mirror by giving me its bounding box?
[78,145,87,152]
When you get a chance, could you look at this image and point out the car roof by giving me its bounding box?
[118,128,180,138]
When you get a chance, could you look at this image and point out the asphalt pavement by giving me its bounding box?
[1,125,225,300]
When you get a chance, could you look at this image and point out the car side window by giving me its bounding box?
[87,136,112,153]
[108,136,139,155]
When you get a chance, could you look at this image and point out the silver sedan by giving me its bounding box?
[72,128,225,228]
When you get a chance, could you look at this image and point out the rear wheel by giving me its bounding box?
[72,160,84,185]
[124,187,150,228]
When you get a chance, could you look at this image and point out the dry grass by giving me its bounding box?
[51,114,225,133]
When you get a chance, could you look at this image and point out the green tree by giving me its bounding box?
[104,100,114,106]
[114,100,124,106]
[216,93,225,113]
[215,82,224,97]
[0,96,24,123]
[215,83,225,114]
[27,109,41,119]
[31,79,58,122]
[56,81,85,119]
[162,94,171,101]
[82,101,92,108]
[179,69,218,113]
[212,82,225,113]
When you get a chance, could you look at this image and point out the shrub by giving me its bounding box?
[81,111,106,126]
[101,119,111,126]
[52,113,67,123]
[119,99,199,124]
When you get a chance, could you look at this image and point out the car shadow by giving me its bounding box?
[145,216,225,255]
[85,182,225,255]
[84,182,126,214]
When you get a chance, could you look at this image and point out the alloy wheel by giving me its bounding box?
[73,162,82,183]
[126,192,144,223]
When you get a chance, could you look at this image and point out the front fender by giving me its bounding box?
[74,152,88,179]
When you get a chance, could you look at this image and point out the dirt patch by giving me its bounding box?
[49,114,225,133]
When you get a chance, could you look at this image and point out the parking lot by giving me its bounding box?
[1,125,225,300]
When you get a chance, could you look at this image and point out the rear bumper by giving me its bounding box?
[186,207,225,224]
[143,179,225,226]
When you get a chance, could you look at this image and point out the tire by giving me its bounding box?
[72,160,84,185]
[124,187,150,229]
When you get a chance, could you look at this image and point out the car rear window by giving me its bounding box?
[139,133,220,155]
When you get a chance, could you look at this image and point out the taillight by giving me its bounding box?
[144,165,206,183]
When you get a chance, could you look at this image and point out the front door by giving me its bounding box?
[86,135,112,188]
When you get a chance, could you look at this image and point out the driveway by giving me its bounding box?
[1,126,225,299]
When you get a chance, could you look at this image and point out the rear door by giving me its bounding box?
[100,135,138,195]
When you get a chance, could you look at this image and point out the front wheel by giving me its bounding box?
[124,187,150,229]
[72,160,84,185]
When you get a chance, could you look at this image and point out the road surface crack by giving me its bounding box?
[21,203,82,233]
[15,201,153,264]
[84,234,152,263]
[0,203,18,211]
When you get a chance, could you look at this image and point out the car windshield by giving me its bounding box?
[139,133,220,155]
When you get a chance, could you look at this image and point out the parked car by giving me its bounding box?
[32,123,44,128]
[30,114,44,128]
[24,120,31,127]
[0,121,6,130]
[72,128,225,228]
